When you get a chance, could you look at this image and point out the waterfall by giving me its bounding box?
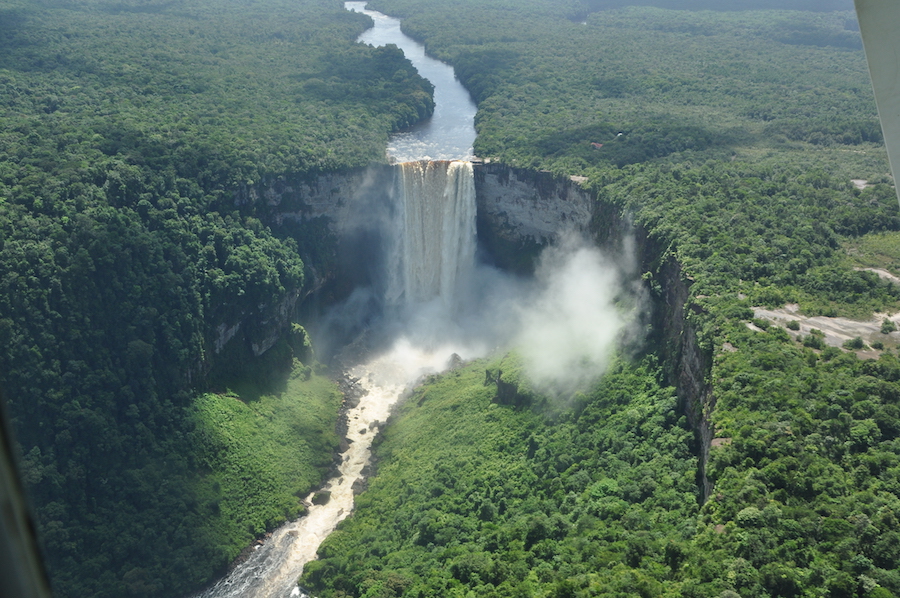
[385,160,476,313]
[190,4,481,596]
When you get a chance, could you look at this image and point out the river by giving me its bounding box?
[192,4,478,597]
[346,1,476,162]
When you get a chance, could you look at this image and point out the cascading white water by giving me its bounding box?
[386,160,476,311]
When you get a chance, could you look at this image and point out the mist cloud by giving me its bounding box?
[316,164,643,398]
[512,237,634,398]
[317,231,641,396]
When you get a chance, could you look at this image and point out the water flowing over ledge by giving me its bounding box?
[194,159,480,598]
[388,161,476,310]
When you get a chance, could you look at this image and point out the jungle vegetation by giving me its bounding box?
[4,0,900,596]
[0,0,432,595]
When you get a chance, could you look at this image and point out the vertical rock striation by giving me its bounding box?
[387,161,476,311]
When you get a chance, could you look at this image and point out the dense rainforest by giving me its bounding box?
[300,1,900,598]
[4,0,900,597]
[0,0,433,595]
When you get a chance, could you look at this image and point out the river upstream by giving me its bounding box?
[192,4,478,597]
[346,1,476,161]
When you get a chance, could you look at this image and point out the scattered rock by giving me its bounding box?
[337,373,368,409]
[352,478,368,495]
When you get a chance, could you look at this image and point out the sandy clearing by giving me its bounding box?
[753,303,898,357]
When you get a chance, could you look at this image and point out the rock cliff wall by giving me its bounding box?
[656,258,715,501]
[235,166,395,226]
[472,164,715,500]
[207,167,396,369]
[474,164,594,242]
[472,163,596,273]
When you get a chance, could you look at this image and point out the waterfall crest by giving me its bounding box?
[386,160,476,313]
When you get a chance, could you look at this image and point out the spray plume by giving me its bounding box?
[318,162,642,398]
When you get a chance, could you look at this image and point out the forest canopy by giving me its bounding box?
[5,0,900,596]
[299,2,900,598]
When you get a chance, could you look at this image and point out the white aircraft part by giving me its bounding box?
[855,0,900,205]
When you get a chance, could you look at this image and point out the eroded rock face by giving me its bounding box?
[470,163,640,275]
[241,166,395,231]
[208,167,396,368]
[656,258,715,502]
[473,164,596,274]
[474,164,595,243]
[249,290,301,357]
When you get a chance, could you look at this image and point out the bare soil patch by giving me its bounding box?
[855,266,900,285]
[753,303,898,358]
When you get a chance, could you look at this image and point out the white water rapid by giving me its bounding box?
[191,341,468,598]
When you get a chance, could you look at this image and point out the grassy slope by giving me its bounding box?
[192,365,343,560]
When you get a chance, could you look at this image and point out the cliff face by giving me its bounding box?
[472,163,596,273]
[211,167,396,367]
[473,164,594,242]
[237,166,395,230]
[656,259,715,501]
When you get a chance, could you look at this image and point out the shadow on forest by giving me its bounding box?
[208,337,294,402]
[0,9,35,59]
[529,120,747,167]
[98,0,183,15]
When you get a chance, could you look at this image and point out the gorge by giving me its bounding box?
[199,96,712,598]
